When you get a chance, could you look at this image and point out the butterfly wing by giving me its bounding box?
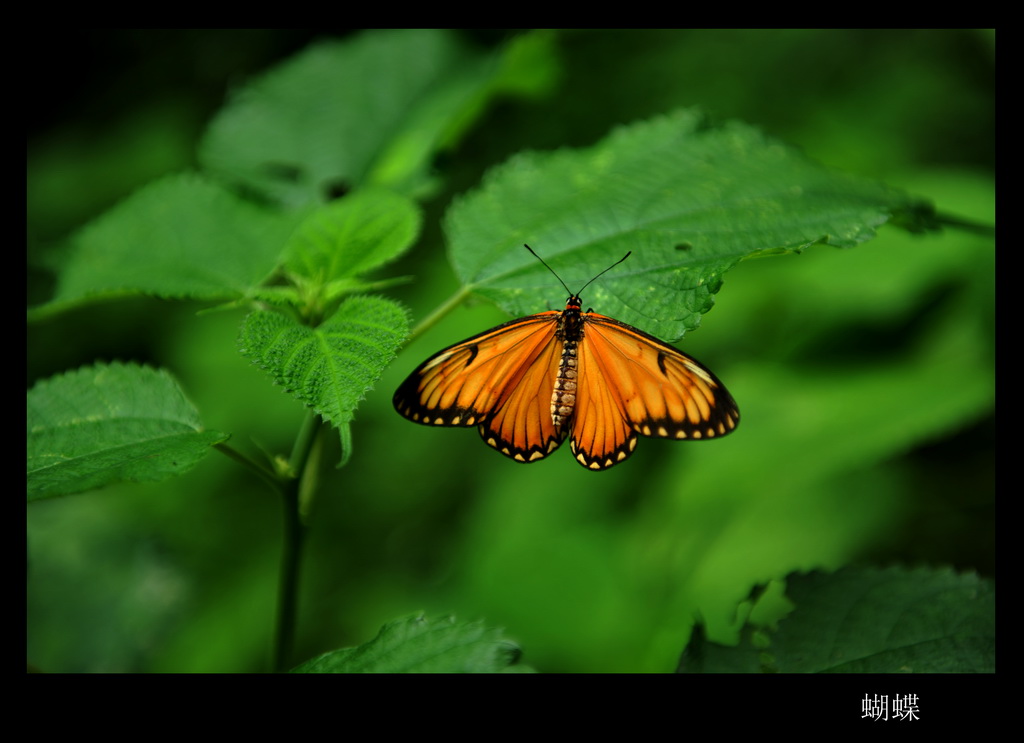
[393,313,568,463]
[570,314,740,470]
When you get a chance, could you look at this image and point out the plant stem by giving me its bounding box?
[272,411,322,672]
[213,441,281,492]
[404,285,472,346]
[273,476,304,673]
[289,409,323,477]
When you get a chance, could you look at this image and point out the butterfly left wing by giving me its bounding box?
[393,312,568,463]
[570,314,740,470]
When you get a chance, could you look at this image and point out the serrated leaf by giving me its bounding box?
[679,567,994,673]
[199,30,559,206]
[31,173,306,317]
[238,296,408,432]
[283,187,421,297]
[774,567,994,673]
[290,614,533,673]
[444,109,936,340]
[27,362,228,501]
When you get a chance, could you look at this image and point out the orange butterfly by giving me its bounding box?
[393,246,739,470]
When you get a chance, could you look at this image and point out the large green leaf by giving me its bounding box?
[31,173,306,318]
[773,567,994,673]
[238,296,408,432]
[291,614,533,673]
[199,30,559,206]
[679,567,995,673]
[27,362,228,501]
[444,109,937,341]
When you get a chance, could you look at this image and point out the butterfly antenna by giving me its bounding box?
[524,244,572,296]
[578,250,632,295]
[524,244,632,296]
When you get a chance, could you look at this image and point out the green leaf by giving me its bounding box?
[677,623,769,674]
[679,567,995,673]
[238,296,409,432]
[199,30,559,206]
[444,109,936,340]
[31,173,306,318]
[290,614,533,673]
[27,362,229,501]
[283,187,421,305]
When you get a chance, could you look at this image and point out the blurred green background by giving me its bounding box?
[27,29,994,673]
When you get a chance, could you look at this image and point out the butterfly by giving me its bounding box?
[393,246,739,470]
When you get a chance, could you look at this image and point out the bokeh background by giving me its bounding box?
[27,29,994,673]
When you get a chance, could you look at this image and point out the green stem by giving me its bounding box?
[272,411,323,673]
[404,285,472,346]
[288,410,322,477]
[273,476,304,673]
[214,441,281,492]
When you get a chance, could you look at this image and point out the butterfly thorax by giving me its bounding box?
[551,296,585,430]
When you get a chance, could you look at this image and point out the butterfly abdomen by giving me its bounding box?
[551,296,585,431]
[551,339,579,430]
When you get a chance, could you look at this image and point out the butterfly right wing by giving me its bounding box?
[567,313,739,469]
[393,312,567,463]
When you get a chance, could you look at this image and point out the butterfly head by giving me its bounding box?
[525,244,631,315]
